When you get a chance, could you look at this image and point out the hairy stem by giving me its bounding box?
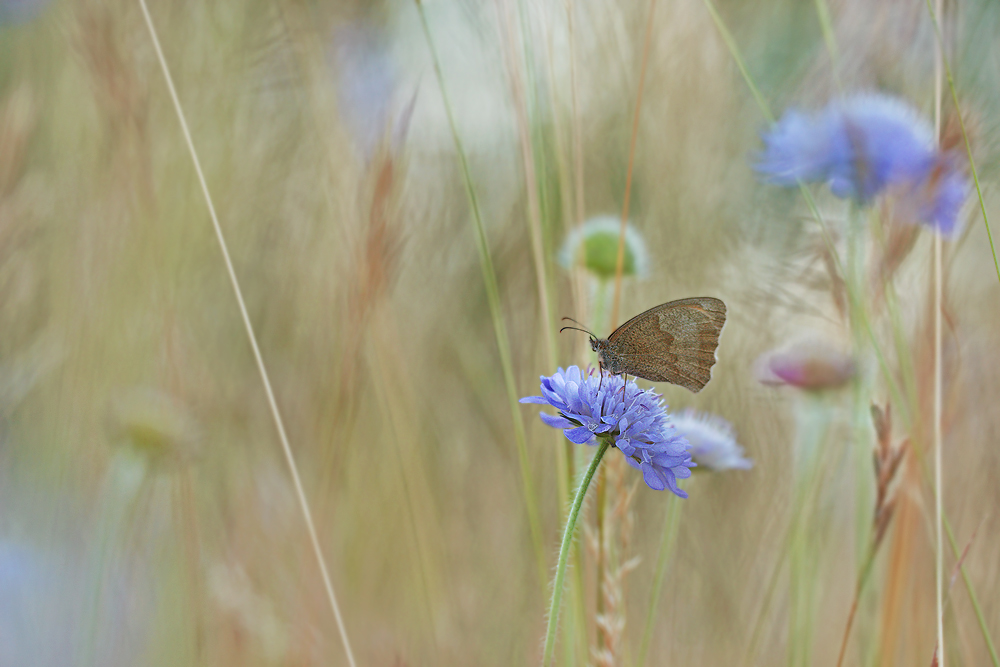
[543,439,612,666]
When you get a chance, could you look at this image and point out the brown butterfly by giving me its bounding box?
[561,297,727,393]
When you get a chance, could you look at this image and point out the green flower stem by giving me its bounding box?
[789,395,831,667]
[846,205,873,569]
[638,492,684,667]
[836,530,885,667]
[542,439,611,667]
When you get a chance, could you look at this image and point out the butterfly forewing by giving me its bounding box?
[607,297,726,392]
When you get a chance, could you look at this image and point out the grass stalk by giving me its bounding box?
[788,396,831,667]
[932,6,946,662]
[565,0,585,230]
[924,0,1000,287]
[138,3,357,664]
[811,0,842,92]
[943,517,1000,665]
[610,0,657,329]
[414,0,548,586]
[498,0,559,376]
[835,537,881,667]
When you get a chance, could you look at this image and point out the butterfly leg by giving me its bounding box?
[620,374,627,402]
[598,361,604,391]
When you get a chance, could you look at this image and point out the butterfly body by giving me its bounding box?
[588,297,727,393]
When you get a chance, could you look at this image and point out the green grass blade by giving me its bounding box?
[414,0,547,587]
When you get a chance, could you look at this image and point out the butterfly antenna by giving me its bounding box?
[559,325,595,337]
[560,317,595,337]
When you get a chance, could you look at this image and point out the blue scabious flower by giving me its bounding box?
[757,94,935,202]
[520,366,694,496]
[672,409,752,472]
[756,94,969,235]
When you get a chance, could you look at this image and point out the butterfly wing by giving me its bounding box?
[607,297,727,392]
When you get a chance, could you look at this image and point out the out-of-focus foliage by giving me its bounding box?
[1,0,999,665]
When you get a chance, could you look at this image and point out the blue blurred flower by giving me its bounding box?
[672,409,752,472]
[756,94,969,235]
[757,94,934,201]
[520,366,694,496]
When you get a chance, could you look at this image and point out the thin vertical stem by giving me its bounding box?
[920,5,998,659]
[835,528,884,667]
[414,0,547,585]
[498,0,559,376]
[137,4,357,665]
[924,0,1000,286]
[932,1,945,663]
[700,0,773,122]
[566,0,585,229]
[543,440,612,667]
[934,232,945,665]
[812,0,842,92]
[610,0,657,328]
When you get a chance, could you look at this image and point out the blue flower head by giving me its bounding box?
[672,409,752,472]
[520,366,694,496]
[756,93,968,235]
[756,94,935,202]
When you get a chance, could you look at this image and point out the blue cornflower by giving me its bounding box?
[757,94,935,201]
[520,366,694,496]
[672,409,753,472]
[756,94,969,235]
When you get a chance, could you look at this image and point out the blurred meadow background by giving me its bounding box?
[2,0,1000,665]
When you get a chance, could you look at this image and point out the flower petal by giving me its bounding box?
[519,396,548,404]
[540,412,574,429]
[564,426,595,445]
[641,463,667,491]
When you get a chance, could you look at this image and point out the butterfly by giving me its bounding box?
[561,297,727,393]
